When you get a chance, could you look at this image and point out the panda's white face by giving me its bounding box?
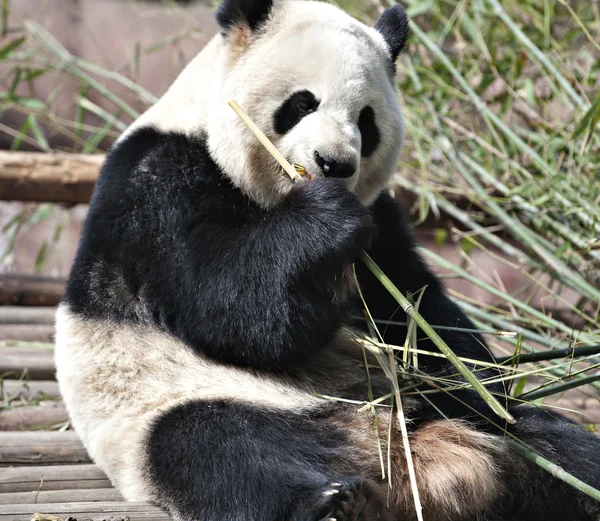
[126,0,405,209]
[206,1,404,208]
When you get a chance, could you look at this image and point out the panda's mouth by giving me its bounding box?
[292,163,314,181]
[283,158,314,182]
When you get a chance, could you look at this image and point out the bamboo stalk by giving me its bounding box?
[518,373,600,401]
[422,249,581,337]
[0,464,109,493]
[497,345,600,365]
[228,101,301,182]
[0,432,89,465]
[408,20,600,237]
[484,0,587,109]
[24,22,140,121]
[0,501,170,521]
[0,487,122,505]
[360,251,515,424]
[508,440,600,501]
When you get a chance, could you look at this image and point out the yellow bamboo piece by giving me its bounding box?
[228,100,301,182]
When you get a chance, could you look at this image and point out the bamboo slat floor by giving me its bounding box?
[0,436,172,520]
[1,311,172,521]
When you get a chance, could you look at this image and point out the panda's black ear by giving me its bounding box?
[217,0,273,32]
[375,4,409,61]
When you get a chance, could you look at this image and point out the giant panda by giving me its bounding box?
[54,1,600,520]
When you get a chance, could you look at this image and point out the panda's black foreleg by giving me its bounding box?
[146,400,392,521]
[179,177,375,373]
[495,405,600,521]
[356,191,504,424]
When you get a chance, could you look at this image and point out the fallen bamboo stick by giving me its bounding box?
[0,275,65,307]
[0,487,122,505]
[1,380,60,402]
[0,432,89,466]
[0,464,109,493]
[0,151,102,203]
[0,325,55,343]
[0,402,68,431]
[0,307,56,325]
[0,347,55,380]
[0,501,171,521]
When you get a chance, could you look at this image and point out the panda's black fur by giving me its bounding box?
[56,1,600,520]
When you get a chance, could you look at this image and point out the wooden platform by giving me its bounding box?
[0,294,171,521]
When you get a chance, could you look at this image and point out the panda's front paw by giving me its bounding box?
[291,478,393,521]
[287,178,375,256]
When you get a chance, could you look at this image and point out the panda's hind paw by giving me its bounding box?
[293,478,392,521]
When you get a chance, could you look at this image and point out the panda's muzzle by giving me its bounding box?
[313,150,357,178]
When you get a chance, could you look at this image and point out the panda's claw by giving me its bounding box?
[291,478,392,521]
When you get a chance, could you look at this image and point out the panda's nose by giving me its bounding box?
[314,150,356,178]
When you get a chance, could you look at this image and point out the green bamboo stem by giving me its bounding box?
[519,373,600,401]
[439,143,600,302]
[458,302,559,348]
[75,59,158,105]
[458,302,600,391]
[460,154,600,267]
[422,248,582,337]
[484,0,588,110]
[466,314,600,393]
[393,176,539,267]
[508,441,600,501]
[458,153,600,263]
[497,345,600,365]
[360,251,515,424]
[24,21,140,120]
[77,98,128,132]
[408,20,597,236]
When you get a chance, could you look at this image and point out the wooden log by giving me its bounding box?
[0,501,171,521]
[0,151,102,203]
[0,325,55,342]
[0,275,65,306]
[0,465,110,493]
[1,380,60,402]
[0,487,122,505]
[0,432,90,466]
[0,307,56,325]
[0,402,68,431]
[0,347,55,380]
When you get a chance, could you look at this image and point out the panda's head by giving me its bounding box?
[135,0,408,208]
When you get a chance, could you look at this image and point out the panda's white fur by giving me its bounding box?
[56,310,330,501]
[55,1,600,520]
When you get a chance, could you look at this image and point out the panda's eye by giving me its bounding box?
[358,106,380,158]
[274,90,320,135]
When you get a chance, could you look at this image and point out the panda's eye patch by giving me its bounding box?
[274,90,320,135]
[358,106,380,158]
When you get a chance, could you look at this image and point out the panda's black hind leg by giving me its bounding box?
[497,405,600,521]
[290,478,393,521]
[146,399,392,521]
